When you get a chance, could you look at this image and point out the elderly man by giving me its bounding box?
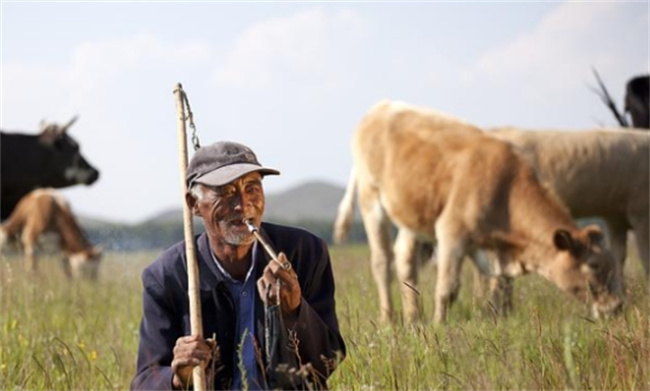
[131,141,346,390]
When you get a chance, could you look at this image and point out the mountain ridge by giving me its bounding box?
[80,180,357,227]
[145,180,354,225]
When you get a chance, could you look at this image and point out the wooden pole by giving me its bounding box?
[173,82,207,391]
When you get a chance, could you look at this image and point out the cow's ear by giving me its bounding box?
[38,128,58,146]
[553,229,583,255]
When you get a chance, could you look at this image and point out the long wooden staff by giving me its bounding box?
[173,82,207,391]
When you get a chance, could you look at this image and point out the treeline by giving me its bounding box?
[84,220,368,251]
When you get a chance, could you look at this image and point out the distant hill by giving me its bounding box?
[81,180,365,251]
[142,207,202,225]
[265,181,352,223]
[142,180,358,225]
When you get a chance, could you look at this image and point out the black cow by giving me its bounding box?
[1,116,100,220]
[592,70,649,129]
[624,75,649,128]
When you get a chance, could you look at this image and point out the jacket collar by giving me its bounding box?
[195,225,276,291]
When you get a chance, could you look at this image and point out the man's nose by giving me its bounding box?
[232,191,252,210]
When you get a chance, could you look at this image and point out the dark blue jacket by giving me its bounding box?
[130,222,346,390]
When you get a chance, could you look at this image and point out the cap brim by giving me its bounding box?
[192,163,280,187]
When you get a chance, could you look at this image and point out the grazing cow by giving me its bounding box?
[334,101,623,324]
[624,75,649,129]
[489,127,649,274]
[478,127,649,313]
[1,116,100,220]
[0,188,102,279]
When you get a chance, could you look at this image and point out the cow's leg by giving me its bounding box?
[358,183,394,324]
[471,264,488,301]
[433,218,467,324]
[0,228,7,251]
[629,216,649,279]
[394,228,420,323]
[471,251,514,316]
[60,256,73,279]
[488,275,514,316]
[605,218,629,272]
[21,233,38,274]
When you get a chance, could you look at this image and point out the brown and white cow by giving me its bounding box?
[0,188,102,279]
[334,100,623,324]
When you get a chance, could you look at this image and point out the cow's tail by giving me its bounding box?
[333,167,357,245]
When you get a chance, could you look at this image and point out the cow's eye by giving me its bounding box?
[54,138,66,151]
[588,261,602,272]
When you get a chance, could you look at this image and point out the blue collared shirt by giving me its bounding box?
[211,243,266,390]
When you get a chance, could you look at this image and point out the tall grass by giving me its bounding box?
[1,245,648,390]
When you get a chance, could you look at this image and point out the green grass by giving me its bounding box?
[1,245,648,390]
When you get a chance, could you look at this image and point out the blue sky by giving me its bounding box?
[1,1,648,224]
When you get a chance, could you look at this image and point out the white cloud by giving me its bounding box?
[4,33,212,123]
[211,8,366,89]
[461,2,647,101]
[2,33,213,223]
[65,33,211,93]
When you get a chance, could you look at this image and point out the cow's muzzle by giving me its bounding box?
[84,170,100,185]
[592,298,624,320]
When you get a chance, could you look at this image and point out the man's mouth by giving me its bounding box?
[228,219,245,226]
[226,216,254,227]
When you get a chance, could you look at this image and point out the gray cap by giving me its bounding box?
[186,141,280,187]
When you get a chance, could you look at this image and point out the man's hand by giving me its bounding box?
[171,335,216,389]
[257,252,301,315]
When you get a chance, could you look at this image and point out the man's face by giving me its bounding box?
[191,172,265,246]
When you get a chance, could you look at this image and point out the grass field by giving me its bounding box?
[1,244,648,390]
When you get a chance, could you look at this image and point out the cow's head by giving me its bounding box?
[37,116,100,187]
[548,224,623,318]
[69,246,102,280]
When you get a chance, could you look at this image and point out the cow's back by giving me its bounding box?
[489,128,650,218]
[1,189,62,239]
[353,101,522,238]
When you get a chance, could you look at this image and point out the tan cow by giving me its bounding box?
[334,100,623,324]
[479,127,649,312]
[0,188,102,279]
[489,126,649,274]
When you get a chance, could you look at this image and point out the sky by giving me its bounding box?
[1,1,648,224]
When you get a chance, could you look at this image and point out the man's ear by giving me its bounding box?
[185,191,200,216]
